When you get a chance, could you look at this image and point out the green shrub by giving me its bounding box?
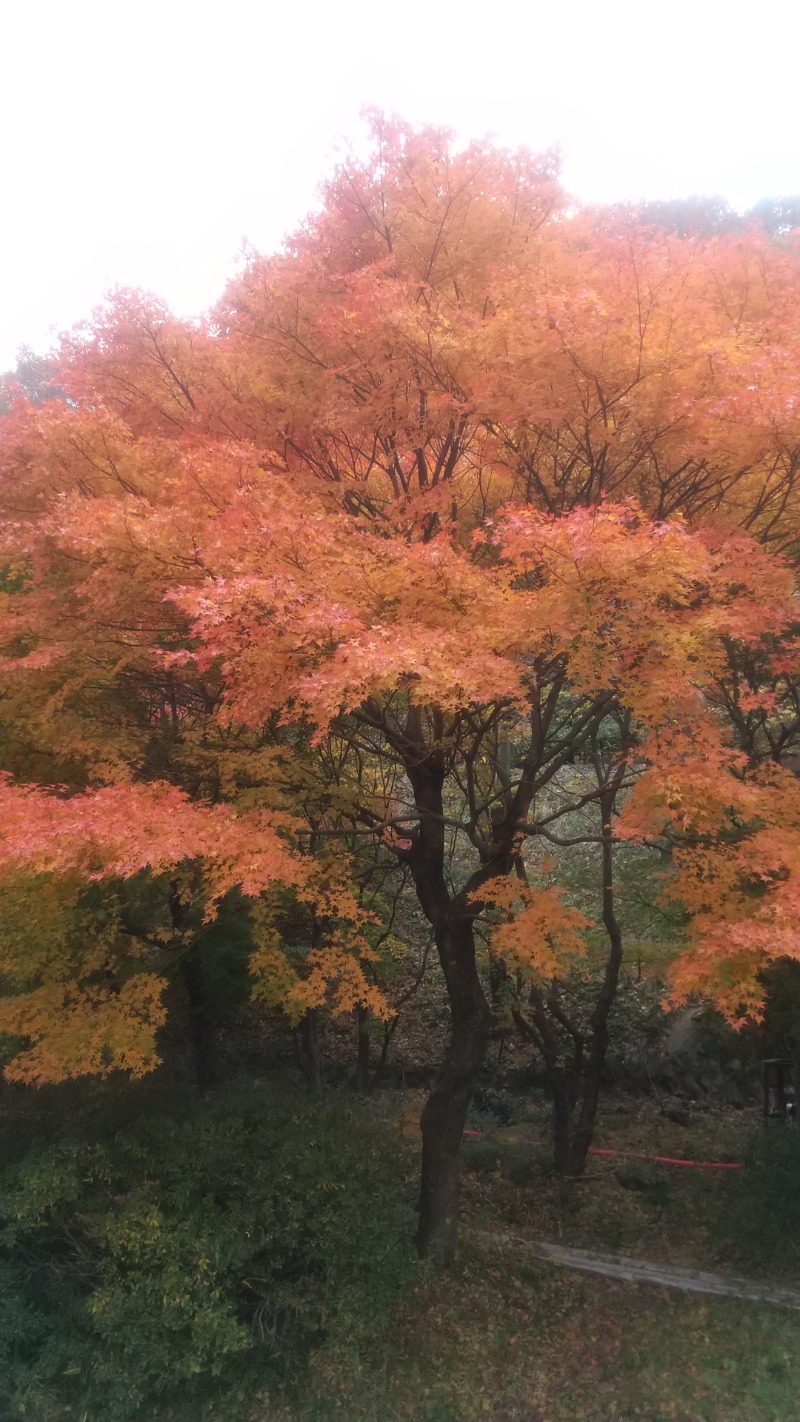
[499,1144,545,1187]
[461,1139,502,1174]
[0,1081,417,1420]
[703,1125,800,1276]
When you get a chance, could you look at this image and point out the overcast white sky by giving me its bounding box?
[2,0,799,371]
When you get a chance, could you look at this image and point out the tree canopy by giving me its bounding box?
[3,113,800,1261]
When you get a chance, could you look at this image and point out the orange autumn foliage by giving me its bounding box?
[2,114,800,1084]
[0,775,387,1081]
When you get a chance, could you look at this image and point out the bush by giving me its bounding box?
[461,1139,502,1175]
[499,1144,543,1187]
[704,1125,800,1277]
[0,1081,417,1420]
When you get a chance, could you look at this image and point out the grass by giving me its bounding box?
[270,1094,800,1422]
[459,1094,786,1274]
[5,1082,800,1421]
[298,1250,800,1422]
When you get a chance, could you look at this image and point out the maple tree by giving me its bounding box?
[3,113,800,1264]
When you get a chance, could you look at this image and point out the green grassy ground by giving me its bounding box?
[291,1096,800,1422]
[4,1082,799,1421]
[464,1099,800,1283]
[299,1257,800,1422]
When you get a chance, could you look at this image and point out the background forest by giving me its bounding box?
[4,116,800,1421]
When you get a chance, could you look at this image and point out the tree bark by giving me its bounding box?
[401,713,493,1268]
[557,780,624,1176]
[295,1006,323,1092]
[354,1005,371,1093]
[180,949,219,1092]
[550,1066,575,1175]
[416,916,492,1267]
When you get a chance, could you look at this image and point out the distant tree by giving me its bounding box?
[0,345,67,412]
[598,194,800,241]
[746,195,800,236]
[596,195,742,237]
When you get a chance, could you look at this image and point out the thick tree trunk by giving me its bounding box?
[550,1066,575,1175]
[566,1013,617,1175]
[181,950,219,1092]
[166,884,218,1091]
[375,1015,398,1081]
[354,1005,371,1093]
[400,709,495,1267]
[299,1007,323,1094]
[416,918,492,1267]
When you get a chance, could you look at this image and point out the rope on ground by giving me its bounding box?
[462,1129,743,1169]
[587,1147,742,1169]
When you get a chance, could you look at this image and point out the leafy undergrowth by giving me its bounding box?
[299,1097,800,1422]
[3,1084,800,1421]
[459,1094,800,1280]
[302,1252,800,1422]
[0,1078,417,1422]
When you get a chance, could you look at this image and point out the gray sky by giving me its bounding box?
[2,0,799,371]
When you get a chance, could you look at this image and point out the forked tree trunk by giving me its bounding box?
[566,985,621,1174]
[553,781,625,1177]
[416,918,492,1267]
[402,714,495,1268]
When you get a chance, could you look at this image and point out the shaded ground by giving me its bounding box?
[5,1081,800,1421]
[298,1250,800,1422]
[470,1233,800,1308]
[457,1094,793,1276]
[291,1094,800,1422]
